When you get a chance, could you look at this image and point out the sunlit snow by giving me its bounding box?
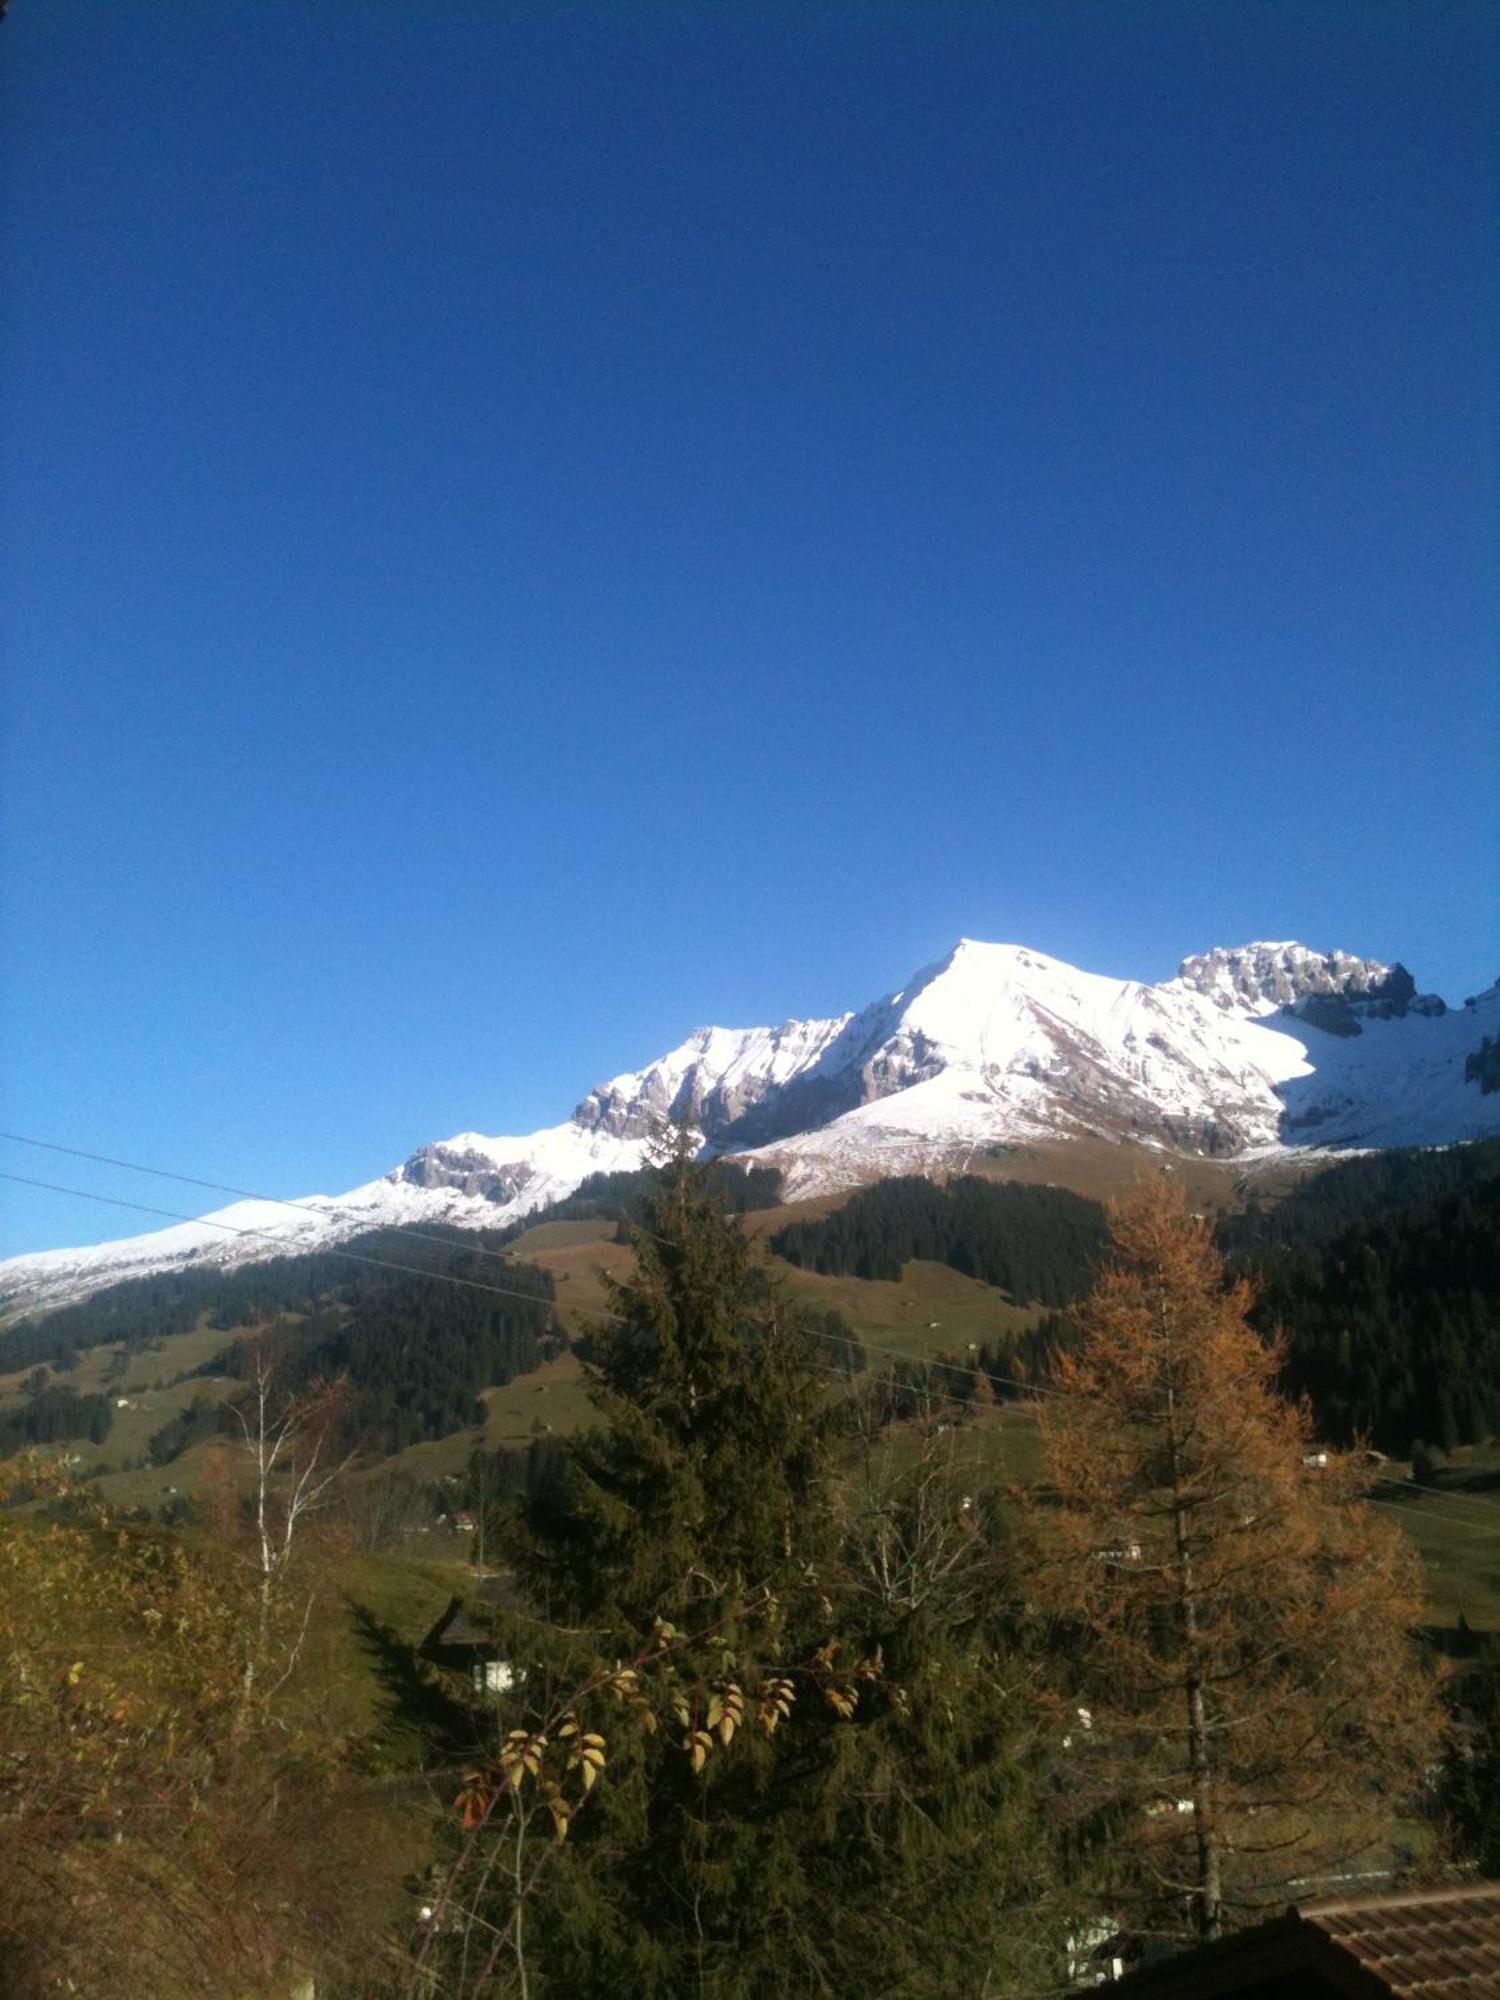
[4,938,1497,1314]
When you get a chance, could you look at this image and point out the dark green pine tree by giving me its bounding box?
[482,1139,1072,2000]
[491,1139,839,1997]
[507,1132,835,1636]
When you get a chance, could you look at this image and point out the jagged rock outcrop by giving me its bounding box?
[1175,944,1446,1037]
[397,1144,535,1203]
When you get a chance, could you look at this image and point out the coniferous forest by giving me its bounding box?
[770,1173,1109,1303]
[4,1226,559,1458]
[1223,1138,1500,1450]
[763,1150,1500,1454]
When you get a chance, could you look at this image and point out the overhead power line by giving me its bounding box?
[8,1146,1500,1536]
[0,1133,1060,1392]
[10,1177,1500,1560]
[0,1170,589,1313]
[0,1129,540,1274]
[1370,1480,1500,1535]
[0,1163,1049,1392]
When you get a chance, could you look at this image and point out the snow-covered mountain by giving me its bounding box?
[5,939,1498,1316]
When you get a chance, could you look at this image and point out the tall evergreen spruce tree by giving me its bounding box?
[478,1140,1071,2000]
[508,1132,833,1634]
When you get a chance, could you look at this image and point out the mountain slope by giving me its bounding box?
[739,941,1500,1194]
[5,937,1497,1315]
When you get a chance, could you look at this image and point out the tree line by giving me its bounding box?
[1222,1138,1500,1451]
[209,1244,556,1455]
[1,1162,782,1402]
[6,1137,1499,1469]
[768,1145,1500,1451]
[0,1381,113,1454]
[4,1226,559,1462]
[769,1173,1109,1304]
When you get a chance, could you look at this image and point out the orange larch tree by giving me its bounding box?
[1030,1177,1440,1946]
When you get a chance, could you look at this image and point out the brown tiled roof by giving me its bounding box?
[1303,1883,1500,1998]
[1108,1882,1500,1998]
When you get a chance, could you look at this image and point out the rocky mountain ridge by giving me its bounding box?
[4,938,1498,1316]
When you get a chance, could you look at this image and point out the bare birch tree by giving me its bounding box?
[230,1339,353,1711]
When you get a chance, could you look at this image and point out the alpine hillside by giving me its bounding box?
[5,938,1498,1316]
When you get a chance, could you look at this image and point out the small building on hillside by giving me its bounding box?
[1105,1882,1500,1998]
[422,1573,530,1698]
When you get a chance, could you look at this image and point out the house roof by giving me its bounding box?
[422,1573,532,1654]
[1109,1883,1500,1999]
[1308,1884,1500,1998]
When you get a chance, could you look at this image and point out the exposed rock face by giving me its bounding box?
[1466,1036,1500,1096]
[572,1017,863,1145]
[570,1006,951,1153]
[1283,994,1366,1038]
[1177,942,1399,1011]
[1175,943,1445,1032]
[396,1144,534,1203]
[5,936,1498,1318]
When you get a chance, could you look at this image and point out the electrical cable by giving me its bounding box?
[8,1154,1500,1539]
[0,1146,1059,1387]
[0,1170,586,1313]
[1370,1480,1500,1536]
[0,1128,544,1274]
[1386,1474,1500,1518]
[0,1165,1052,1408]
[0,1133,1060,1403]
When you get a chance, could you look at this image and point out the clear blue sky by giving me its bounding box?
[2,1,1496,1257]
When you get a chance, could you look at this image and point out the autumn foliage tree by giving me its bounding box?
[1030,1177,1441,1946]
[0,1456,403,1999]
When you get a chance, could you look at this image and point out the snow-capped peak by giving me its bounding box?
[573,1014,855,1144]
[4,935,1497,1317]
